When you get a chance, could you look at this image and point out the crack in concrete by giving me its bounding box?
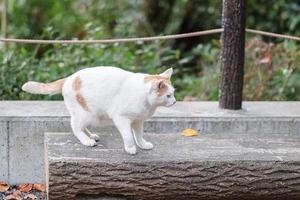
[6,121,10,182]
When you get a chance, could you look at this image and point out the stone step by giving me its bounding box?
[2,101,300,184]
[45,132,300,200]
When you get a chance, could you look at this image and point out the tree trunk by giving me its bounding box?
[47,161,300,200]
[219,0,246,109]
[46,133,300,200]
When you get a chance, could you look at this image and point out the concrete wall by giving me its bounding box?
[0,101,300,184]
[0,122,8,181]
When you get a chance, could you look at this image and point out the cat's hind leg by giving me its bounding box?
[70,115,96,146]
[85,128,100,141]
[132,120,153,150]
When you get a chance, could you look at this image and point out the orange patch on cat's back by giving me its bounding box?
[72,76,89,111]
[72,76,81,92]
[75,94,89,111]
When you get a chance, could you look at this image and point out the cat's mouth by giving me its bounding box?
[166,101,176,107]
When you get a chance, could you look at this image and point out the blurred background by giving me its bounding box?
[0,0,299,101]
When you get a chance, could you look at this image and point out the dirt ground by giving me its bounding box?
[0,182,46,200]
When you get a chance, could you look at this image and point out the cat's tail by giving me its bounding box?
[22,78,66,95]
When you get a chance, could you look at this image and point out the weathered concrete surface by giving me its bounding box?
[0,122,8,181]
[1,101,300,135]
[2,101,300,135]
[8,120,70,183]
[46,132,300,200]
[1,101,300,118]
[1,101,300,184]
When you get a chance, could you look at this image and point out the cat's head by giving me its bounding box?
[145,68,176,107]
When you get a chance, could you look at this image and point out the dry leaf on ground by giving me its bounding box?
[181,128,199,137]
[12,190,22,196]
[0,181,9,192]
[24,193,38,200]
[33,183,46,192]
[19,184,33,192]
[4,194,22,200]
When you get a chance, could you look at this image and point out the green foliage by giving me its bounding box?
[1,1,299,101]
[244,39,300,100]
[247,0,300,37]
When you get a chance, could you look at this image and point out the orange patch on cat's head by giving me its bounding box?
[72,76,81,92]
[144,75,172,96]
[144,75,171,84]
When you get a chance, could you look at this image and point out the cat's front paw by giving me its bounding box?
[81,138,97,146]
[140,141,153,150]
[125,145,137,155]
[89,133,100,141]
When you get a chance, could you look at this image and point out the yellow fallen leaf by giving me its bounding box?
[181,128,199,137]
[0,181,9,192]
[4,194,22,200]
[19,183,33,193]
[33,183,46,192]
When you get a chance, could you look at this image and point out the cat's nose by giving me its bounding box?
[172,101,176,105]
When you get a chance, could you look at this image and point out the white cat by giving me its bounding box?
[22,67,176,154]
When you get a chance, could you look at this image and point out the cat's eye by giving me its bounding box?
[167,94,172,98]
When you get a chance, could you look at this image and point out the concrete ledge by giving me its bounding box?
[45,132,300,200]
[1,101,300,118]
[1,101,300,184]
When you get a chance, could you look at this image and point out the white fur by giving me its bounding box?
[22,66,176,154]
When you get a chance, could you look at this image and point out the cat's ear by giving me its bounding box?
[149,80,166,93]
[159,68,173,79]
[158,80,166,90]
[155,80,167,95]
